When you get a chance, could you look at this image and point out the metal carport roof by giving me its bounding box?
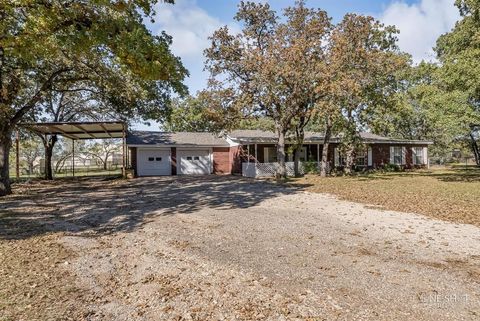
[22,121,126,140]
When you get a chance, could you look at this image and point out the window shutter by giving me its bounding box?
[402,147,406,165]
[389,146,394,164]
[423,147,428,165]
[368,147,373,166]
[412,147,417,165]
[334,148,339,166]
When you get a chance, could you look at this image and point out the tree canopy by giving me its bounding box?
[0,0,188,195]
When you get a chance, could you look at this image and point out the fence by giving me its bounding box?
[242,162,320,178]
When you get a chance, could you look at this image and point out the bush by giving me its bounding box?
[303,161,319,174]
[382,163,402,172]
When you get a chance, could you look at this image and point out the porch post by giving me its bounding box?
[255,144,258,162]
[317,143,320,169]
[247,144,250,163]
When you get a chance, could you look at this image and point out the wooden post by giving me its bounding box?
[15,130,20,179]
[72,139,75,177]
[317,143,320,169]
[122,125,126,178]
[247,144,250,163]
[255,144,258,162]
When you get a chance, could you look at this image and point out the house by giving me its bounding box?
[126,130,433,177]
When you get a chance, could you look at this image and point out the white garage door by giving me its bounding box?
[137,149,171,176]
[177,149,211,175]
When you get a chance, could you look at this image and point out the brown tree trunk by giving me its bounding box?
[0,130,13,196]
[43,135,57,180]
[320,117,332,177]
[276,128,287,180]
[293,146,301,177]
[344,145,355,175]
[470,128,480,166]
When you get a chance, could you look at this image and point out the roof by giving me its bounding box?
[126,131,230,147]
[228,130,433,145]
[23,121,125,140]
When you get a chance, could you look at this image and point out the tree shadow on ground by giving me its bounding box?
[0,176,308,240]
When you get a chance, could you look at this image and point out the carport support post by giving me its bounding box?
[122,126,126,178]
[72,139,75,177]
[255,144,257,162]
[15,129,20,179]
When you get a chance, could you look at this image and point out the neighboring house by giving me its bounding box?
[127,130,433,177]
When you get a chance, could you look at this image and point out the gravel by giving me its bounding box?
[4,176,480,320]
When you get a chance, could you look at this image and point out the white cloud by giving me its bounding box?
[154,0,223,58]
[380,0,460,62]
[150,0,239,94]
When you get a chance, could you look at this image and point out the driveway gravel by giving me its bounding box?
[3,176,480,320]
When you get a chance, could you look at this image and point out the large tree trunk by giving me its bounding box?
[0,130,13,196]
[293,119,306,178]
[276,128,287,180]
[470,131,480,166]
[320,117,332,177]
[344,144,355,175]
[43,135,58,180]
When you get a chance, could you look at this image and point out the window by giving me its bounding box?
[156,157,162,161]
[186,156,192,160]
[148,157,154,161]
[356,155,366,166]
[413,147,423,165]
[194,156,200,160]
[393,147,402,165]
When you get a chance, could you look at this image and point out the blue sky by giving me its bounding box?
[138,0,460,129]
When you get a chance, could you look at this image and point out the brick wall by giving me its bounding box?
[213,147,231,174]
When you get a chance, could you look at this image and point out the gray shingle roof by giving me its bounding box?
[228,130,432,144]
[127,131,229,147]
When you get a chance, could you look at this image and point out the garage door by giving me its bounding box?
[177,149,211,175]
[137,149,171,176]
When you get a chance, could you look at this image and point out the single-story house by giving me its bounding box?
[126,130,433,177]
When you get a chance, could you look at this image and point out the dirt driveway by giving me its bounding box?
[2,176,480,320]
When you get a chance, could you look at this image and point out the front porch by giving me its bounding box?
[240,143,327,178]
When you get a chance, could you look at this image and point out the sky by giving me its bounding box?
[138,0,461,130]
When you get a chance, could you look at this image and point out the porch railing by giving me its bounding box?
[242,162,320,178]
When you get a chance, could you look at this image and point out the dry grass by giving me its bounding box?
[293,167,480,227]
[0,223,86,321]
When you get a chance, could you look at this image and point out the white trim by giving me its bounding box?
[423,146,428,167]
[389,146,394,164]
[402,146,406,165]
[334,148,339,167]
[367,147,372,166]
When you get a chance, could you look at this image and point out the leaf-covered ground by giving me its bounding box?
[294,167,480,227]
[0,231,86,321]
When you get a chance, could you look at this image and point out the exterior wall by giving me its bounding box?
[129,147,137,176]
[371,144,429,168]
[213,147,231,174]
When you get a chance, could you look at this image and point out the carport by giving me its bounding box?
[17,121,127,178]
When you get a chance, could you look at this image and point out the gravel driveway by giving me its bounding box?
[3,176,480,320]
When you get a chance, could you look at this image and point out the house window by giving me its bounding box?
[156,157,162,161]
[393,147,402,165]
[194,156,200,160]
[356,155,366,166]
[413,147,423,165]
[186,156,192,160]
[148,157,154,161]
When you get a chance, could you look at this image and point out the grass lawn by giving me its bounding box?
[293,166,480,227]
